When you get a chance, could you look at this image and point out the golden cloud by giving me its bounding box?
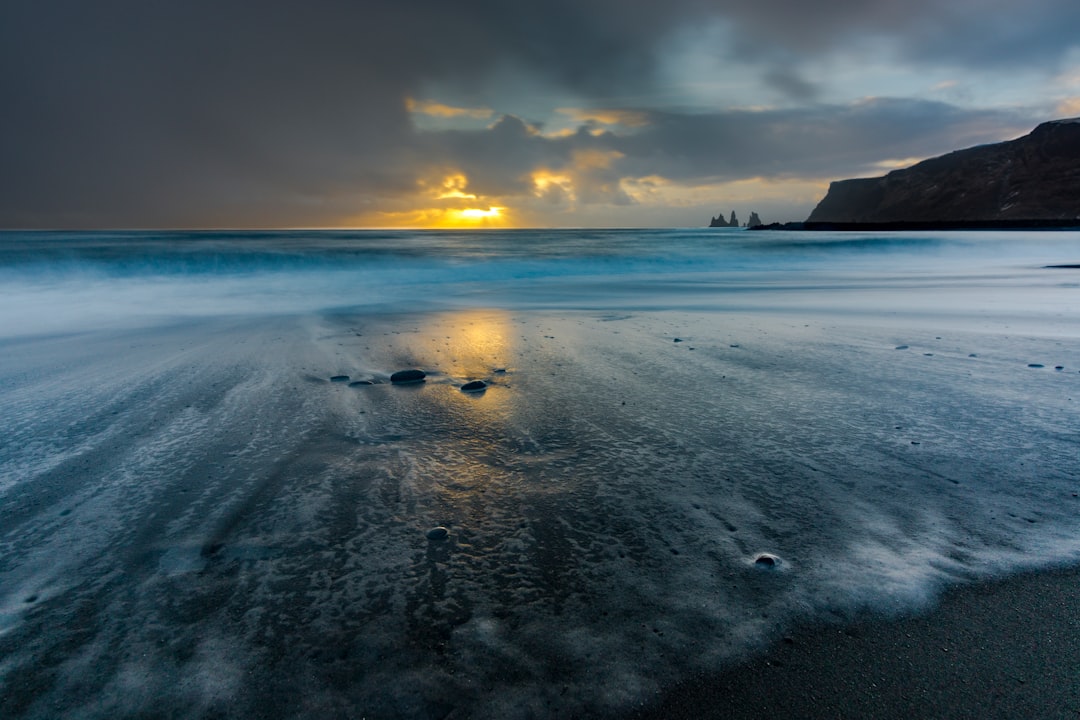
[556,108,651,128]
[1057,97,1080,117]
[570,149,624,170]
[405,98,494,120]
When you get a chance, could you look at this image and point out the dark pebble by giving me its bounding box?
[895,345,909,350]
[24,594,38,603]
[391,369,426,384]
[493,368,507,374]
[673,338,683,343]
[349,380,374,386]
[969,353,978,357]
[1028,364,1045,368]
[330,375,350,382]
[461,380,487,392]
[1055,366,1064,370]
[754,553,779,567]
[426,526,449,541]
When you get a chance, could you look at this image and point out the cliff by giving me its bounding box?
[807,119,1080,224]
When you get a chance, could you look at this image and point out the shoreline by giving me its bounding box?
[747,219,1080,231]
[632,564,1080,719]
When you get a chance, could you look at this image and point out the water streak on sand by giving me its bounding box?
[1,229,1079,718]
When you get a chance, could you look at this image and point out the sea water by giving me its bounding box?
[1,228,1079,718]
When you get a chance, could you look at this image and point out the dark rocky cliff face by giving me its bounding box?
[807,119,1080,223]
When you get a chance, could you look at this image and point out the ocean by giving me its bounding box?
[1,228,1079,718]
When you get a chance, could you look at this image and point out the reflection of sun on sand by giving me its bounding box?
[418,309,515,381]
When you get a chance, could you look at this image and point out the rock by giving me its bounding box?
[426,526,449,541]
[330,375,350,382]
[1028,363,1045,368]
[673,338,683,343]
[460,380,487,392]
[747,211,763,227]
[895,345,909,350]
[391,369,426,384]
[349,380,374,386]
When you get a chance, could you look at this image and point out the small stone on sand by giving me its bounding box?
[426,526,449,541]
[754,553,779,567]
[391,369,426,384]
[895,345,909,350]
[349,380,374,386]
[330,375,350,382]
[1028,364,1044,368]
[673,338,683,343]
[461,380,487,392]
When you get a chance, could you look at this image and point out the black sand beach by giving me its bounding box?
[635,565,1080,719]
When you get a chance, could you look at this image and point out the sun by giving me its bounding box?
[455,207,504,221]
[347,204,513,229]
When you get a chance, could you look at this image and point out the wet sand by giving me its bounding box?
[2,305,1079,719]
[634,565,1080,719]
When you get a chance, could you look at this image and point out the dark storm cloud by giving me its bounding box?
[417,99,1031,197]
[0,0,1075,226]
[608,99,1033,181]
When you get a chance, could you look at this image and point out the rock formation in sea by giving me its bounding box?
[710,210,757,227]
[807,119,1080,224]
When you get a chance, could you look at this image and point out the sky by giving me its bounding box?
[2,0,1079,229]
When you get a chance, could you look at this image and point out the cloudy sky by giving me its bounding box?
[2,0,1078,228]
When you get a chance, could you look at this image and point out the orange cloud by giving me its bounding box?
[1057,97,1080,116]
[432,173,477,199]
[405,98,494,119]
[531,170,576,203]
[556,108,650,128]
[571,149,624,170]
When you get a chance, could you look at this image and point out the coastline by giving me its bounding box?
[747,219,1080,231]
[633,564,1080,719]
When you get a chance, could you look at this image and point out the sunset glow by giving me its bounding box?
[455,207,504,220]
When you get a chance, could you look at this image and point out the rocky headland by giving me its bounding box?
[804,119,1080,228]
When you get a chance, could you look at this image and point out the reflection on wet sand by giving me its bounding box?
[3,301,1080,719]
